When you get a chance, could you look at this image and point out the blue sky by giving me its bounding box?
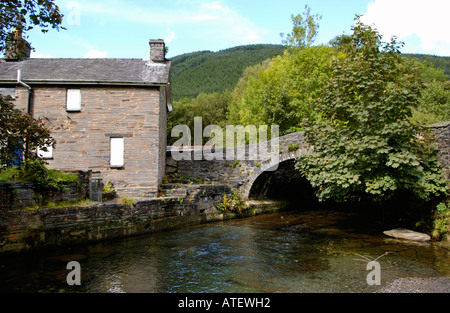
[20,0,450,59]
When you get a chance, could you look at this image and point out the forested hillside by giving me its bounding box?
[170,46,450,101]
[404,54,450,76]
[170,44,286,100]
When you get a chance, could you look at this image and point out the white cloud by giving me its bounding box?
[165,30,176,45]
[78,0,266,47]
[31,51,54,58]
[196,1,266,44]
[84,49,108,58]
[361,0,450,56]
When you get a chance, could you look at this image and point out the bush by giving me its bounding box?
[432,201,450,240]
[0,159,78,191]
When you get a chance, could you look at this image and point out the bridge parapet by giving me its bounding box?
[165,132,312,199]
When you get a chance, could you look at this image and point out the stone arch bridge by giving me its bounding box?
[165,132,315,202]
[165,122,450,202]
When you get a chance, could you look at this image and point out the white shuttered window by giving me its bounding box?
[37,145,53,159]
[110,137,124,168]
[66,89,81,111]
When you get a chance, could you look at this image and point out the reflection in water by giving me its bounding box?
[0,210,449,293]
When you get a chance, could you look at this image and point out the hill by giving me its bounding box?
[404,53,450,77]
[170,44,286,100]
[169,46,450,101]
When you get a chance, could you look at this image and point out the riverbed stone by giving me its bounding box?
[383,228,431,242]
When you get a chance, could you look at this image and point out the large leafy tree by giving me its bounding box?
[0,96,55,168]
[296,17,448,203]
[230,6,334,136]
[231,45,335,135]
[1,0,64,59]
[0,0,63,167]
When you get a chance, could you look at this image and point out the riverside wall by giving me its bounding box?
[0,184,286,254]
[432,121,450,180]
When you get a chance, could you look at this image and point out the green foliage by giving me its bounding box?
[171,44,286,100]
[230,45,335,135]
[296,17,448,204]
[288,143,300,152]
[431,201,450,240]
[412,80,450,124]
[215,189,248,215]
[0,0,64,59]
[102,181,114,193]
[405,56,450,125]
[4,158,78,191]
[120,197,135,206]
[43,199,93,209]
[404,54,450,78]
[0,95,55,168]
[168,91,232,145]
[281,5,322,49]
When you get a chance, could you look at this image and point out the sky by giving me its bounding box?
[16,0,450,59]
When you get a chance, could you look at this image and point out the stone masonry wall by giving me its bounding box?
[29,85,164,197]
[432,121,450,180]
[0,185,285,254]
[0,171,90,211]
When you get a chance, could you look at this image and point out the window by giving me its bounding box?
[37,145,53,159]
[66,89,81,112]
[110,137,124,168]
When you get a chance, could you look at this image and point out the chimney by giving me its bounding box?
[149,39,165,63]
[4,28,31,61]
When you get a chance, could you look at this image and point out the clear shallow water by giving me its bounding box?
[0,210,449,293]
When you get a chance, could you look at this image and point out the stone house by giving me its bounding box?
[0,39,172,197]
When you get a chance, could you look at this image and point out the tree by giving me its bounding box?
[1,0,64,59]
[0,96,55,168]
[168,92,232,145]
[0,0,63,169]
[230,45,335,136]
[228,6,333,136]
[409,59,450,125]
[296,17,448,204]
[281,5,322,49]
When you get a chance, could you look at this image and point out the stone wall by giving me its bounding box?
[0,185,285,254]
[0,171,90,211]
[432,121,450,180]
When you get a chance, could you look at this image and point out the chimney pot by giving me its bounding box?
[149,39,165,63]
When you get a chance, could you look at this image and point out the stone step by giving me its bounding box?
[160,186,188,198]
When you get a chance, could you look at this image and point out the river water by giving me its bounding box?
[0,210,449,293]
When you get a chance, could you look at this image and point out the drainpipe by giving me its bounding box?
[17,69,32,115]
[17,69,33,163]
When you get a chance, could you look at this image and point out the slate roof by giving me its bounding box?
[0,58,171,86]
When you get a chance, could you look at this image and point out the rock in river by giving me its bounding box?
[383,228,431,242]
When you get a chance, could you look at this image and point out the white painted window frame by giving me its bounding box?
[66,89,81,112]
[37,145,53,159]
[110,137,124,168]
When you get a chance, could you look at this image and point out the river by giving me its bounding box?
[0,209,449,293]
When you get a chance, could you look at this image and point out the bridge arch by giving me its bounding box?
[239,149,309,200]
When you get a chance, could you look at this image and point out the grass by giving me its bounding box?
[120,197,135,206]
[0,166,78,183]
[44,199,94,209]
[17,198,94,211]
